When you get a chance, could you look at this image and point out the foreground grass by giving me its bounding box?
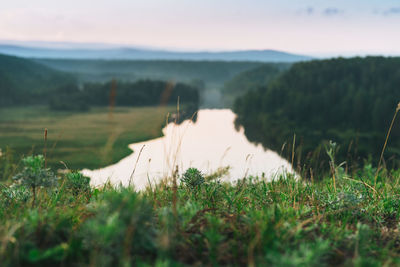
[0,106,173,169]
[1,156,400,266]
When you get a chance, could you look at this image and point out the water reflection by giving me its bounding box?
[82,109,293,190]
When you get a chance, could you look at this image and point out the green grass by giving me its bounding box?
[0,106,174,170]
[1,154,400,266]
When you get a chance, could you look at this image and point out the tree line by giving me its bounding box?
[234,57,400,175]
[50,80,199,114]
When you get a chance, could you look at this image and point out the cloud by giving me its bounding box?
[323,8,343,16]
[305,7,314,15]
[297,7,343,17]
[296,7,314,16]
[383,7,400,16]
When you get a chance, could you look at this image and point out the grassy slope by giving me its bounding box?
[0,54,75,105]
[0,106,174,169]
[0,163,400,266]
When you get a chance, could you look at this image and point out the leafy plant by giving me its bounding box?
[64,172,91,195]
[181,168,205,189]
[325,141,347,192]
[12,155,58,207]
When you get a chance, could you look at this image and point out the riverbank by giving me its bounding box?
[1,155,399,266]
[0,106,174,169]
[83,109,292,190]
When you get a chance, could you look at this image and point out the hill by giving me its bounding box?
[234,57,400,174]
[0,53,75,106]
[0,43,312,62]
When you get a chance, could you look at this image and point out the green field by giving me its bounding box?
[0,106,174,170]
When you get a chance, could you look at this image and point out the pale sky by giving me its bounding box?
[1,0,400,56]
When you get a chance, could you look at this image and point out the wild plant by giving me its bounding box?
[325,141,347,192]
[64,171,91,195]
[12,155,58,207]
[181,167,205,189]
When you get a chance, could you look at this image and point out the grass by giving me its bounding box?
[0,106,174,170]
[1,153,400,266]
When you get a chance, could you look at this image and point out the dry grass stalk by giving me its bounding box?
[374,102,400,190]
[330,162,337,193]
[128,145,146,187]
[172,165,178,220]
[291,134,296,168]
[44,128,48,168]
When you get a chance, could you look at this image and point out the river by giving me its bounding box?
[82,109,293,190]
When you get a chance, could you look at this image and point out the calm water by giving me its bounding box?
[82,109,293,190]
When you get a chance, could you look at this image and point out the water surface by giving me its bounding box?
[83,109,292,190]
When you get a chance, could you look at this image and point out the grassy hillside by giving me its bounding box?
[0,154,400,266]
[0,54,75,106]
[234,57,400,174]
[0,106,174,170]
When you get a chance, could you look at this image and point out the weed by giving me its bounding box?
[181,168,205,189]
[12,155,57,207]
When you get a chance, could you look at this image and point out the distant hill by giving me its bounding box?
[0,53,75,106]
[0,44,311,62]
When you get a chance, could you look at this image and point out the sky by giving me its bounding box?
[1,0,400,56]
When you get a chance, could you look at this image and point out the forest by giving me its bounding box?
[234,57,400,174]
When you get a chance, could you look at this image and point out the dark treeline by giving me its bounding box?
[50,80,200,119]
[234,57,400,175]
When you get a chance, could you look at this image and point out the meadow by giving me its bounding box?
[0,106,174,170]
[1,153,400,266]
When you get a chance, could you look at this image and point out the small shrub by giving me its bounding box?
[12,155,58,207]
[0,184,32,208]
[64,172,91,195]
[181,168,205,189]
